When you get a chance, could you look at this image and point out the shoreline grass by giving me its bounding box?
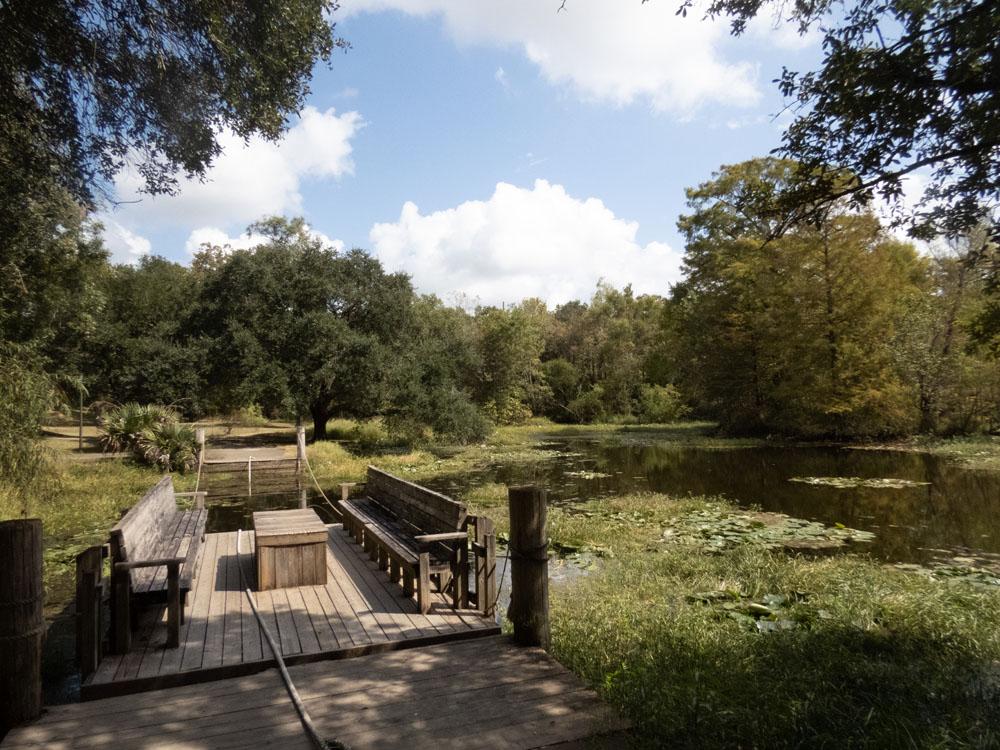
[552,545,1000,748]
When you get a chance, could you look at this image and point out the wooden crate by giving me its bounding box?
[252,509,328,590]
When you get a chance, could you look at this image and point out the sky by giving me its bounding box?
[98,0,827,308]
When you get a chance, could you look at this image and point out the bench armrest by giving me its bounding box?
[414,532,468,544]
[115,557,186,571]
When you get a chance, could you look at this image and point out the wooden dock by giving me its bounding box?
[3,637,628,749]
[82,526,498,700]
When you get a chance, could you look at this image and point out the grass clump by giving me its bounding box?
[551,545,1000,749]
[0,458,192,617]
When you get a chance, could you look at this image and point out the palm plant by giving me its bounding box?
[136,422,197,473]
[98,402,181,454]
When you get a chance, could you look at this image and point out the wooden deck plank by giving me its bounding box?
[4,638,624,750]
[284,586,321,655]
[221,532,245,666]
[200,532,231,670]
[235,532,264,663]
[296,583,341,652]
[81,526,498,697]
[322,530,392,644]
[333,524,463,636]
[179,530,218,672]
[270,585,303,656]
[158,537,208,675]
[326,525,427,640]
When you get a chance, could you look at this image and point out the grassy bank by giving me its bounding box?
[0,458,194,619]
[552,545,1000,748]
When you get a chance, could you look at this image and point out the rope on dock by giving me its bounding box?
[236,530,353,750]
[302,451,343,522]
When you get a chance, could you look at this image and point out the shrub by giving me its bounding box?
[99,402,195,471]
[98,402,178,453]
[566,387,607,424]
[136,421,197,473]
[638,384,690,423]
[428,387,492,444]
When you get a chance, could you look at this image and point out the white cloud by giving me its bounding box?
[340,0,774,115]
[369,179,683,306]
[494,66,508,88]
[100,218,152,264]
[183,225,345,258]
[103,106,362,255]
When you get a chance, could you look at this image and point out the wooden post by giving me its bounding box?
[475,516,497,618]
[340,482,357,503]
[75,545,105,677]
[299,486,308,510]
[112,564,131,655]
[78,389,84,452]
[0,519,44,731]
[166,563,180,649]
[296,425,307,469]
[507,486,549,649]
[247,456,252,496]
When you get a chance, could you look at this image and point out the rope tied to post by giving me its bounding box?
[506,541,550,562]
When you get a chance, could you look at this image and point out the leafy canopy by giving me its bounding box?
[0,0,344,221]
[671,0,1000,238]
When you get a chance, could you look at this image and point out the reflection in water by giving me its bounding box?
[423,440,1000,567]
[205,439,1000,567]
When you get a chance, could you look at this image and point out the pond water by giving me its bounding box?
[205,435,1000,569]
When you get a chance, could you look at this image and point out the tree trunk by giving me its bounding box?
[310,404,331,442]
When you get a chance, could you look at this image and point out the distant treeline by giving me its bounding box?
[6,160,1000,443]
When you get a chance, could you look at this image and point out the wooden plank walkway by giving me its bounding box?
[3,637,629,749]
[81,526,499,700]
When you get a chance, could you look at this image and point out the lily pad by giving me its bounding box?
[789,476,930,489]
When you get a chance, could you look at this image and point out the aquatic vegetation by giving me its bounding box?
[564,470,612,479]
[789,476,930,489]
[660,504,875,551]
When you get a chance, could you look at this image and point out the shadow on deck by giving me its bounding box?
[81,526,499,700]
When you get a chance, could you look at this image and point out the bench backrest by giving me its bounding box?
[110,475,178,565]
[366,466,466,535]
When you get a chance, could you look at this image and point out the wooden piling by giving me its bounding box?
[0,519,44,731]
[296,425,306,463]
[75,545,106,677]
[507,485,550,649]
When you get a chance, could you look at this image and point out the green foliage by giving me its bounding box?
[0,190,109,370]
[638,384,689,424]
[136,422,197,473]
[0,0,345,216]
[99,402,197,471]
[98,402,178,454]
[688,0,1000,240]
[86,256,206,414]
[474,304,546,424]
[566,387,607,424]
[674,158,926,437]
[553,546,1000,748]
[0,346,54,510]
[195,217,413,440]
[386,295,490,444]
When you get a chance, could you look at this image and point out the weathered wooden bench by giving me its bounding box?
[109,476,207,653]
[339,466,496,616]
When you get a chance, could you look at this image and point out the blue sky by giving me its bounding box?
[99,0,824,307]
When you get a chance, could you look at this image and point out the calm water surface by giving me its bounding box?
[206,436,1000,567]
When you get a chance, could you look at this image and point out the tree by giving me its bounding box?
[195,217,412,441]
[675,158,926,437]
[386,295,490,444]
[0,187,110,382]
[673,0,1000,239]
[1,0,344,220]
[85,256,206,413]
[474,305,546,425]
